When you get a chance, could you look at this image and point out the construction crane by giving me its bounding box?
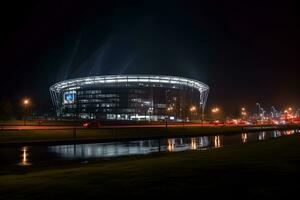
[256,103,265,120]
[271,106,278,118]
[296,109,300,118]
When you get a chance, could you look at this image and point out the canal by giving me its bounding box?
[0,129,298,166]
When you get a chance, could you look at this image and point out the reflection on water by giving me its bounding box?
[242,133,247,143]
[47,130,297,159]
[191,138,197,150]
[214,136,221,148]
[273,130,281,138]
[19,146,31,166]
[200,137,209,148]
[0,129,297,166]
[285,130,294,135]
[167,139,175,152]
[259,132,266,140]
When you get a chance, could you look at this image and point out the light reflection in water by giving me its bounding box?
[191,138,197,150]
[19,146,31,166]
[199,137,209,148]
[47,136,212,158]
[242,133,247,143]
[214,136,221,148]
[167,139,175,152]
[273,130,281,138]
[259,132,266,140]
[285,130,294,135]
[7,129,297,166]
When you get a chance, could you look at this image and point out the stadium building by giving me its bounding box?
[49,75,209,121]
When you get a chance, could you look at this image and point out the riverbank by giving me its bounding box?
[0,124,299,146]
[0,134,300,199]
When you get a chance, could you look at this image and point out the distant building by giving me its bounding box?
[50,75,209,121]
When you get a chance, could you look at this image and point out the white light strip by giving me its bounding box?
[50,75,209,93]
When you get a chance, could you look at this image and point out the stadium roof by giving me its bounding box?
[50,75,209,93]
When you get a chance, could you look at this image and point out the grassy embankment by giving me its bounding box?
[0,120,80,126]
[1,124,299,145]
[0,134,300,199]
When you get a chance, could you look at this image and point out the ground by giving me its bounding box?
[1,125,299,145]
[1,134,300,199]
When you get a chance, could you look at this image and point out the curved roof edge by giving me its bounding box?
[50,75,209,93]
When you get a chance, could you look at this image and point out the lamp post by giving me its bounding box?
[286,107,293,124]
[211,107,220,124]
[241,107,247,120]
[166,106,173,128]
[190,106,197,121]
[23,99,30,126]
[211,107,220,114]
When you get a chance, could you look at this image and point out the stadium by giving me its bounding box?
[49,75,209,121]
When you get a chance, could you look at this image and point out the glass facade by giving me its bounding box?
[50,75,209,121]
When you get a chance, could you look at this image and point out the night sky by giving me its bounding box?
[0,0,299,115]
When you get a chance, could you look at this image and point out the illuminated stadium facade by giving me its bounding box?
[49,75,209,121]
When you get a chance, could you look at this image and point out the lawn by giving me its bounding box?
[0,120,80,126]
[1,125,299,145]
[0,135,300,199]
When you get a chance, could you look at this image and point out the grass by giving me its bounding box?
[0,120,80,126]
[0,135,300,199]
[1,125,299,144]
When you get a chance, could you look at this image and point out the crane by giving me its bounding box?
[271,106,278,118]
[256,103,265,120]
[296,109,300,118]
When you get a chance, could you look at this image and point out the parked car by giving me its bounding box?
[82,121,101,128]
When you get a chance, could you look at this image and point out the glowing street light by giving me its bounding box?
[211,107,220,113]
[23,98,30,126]
[189,105,197,121]
[241,107,247,119]
[190,106,196,112]
[211,107,220,123]
[165,106,174,128]
[24,99,29,105]
[167,106,173,112]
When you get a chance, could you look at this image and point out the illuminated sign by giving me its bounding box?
[63,91,76,104]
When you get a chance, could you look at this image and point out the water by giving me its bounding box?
[0,129,298,166]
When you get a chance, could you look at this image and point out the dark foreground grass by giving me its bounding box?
[1,135,300,199]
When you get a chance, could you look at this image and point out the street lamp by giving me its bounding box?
[241,107,247,120]
[165,106,173,128]
[190,106,197,120]
[211,107,220,122]
[241,111,247,117]
[211,107,220,114]
[285,107,293,123]
[23,98,30,126]
[190,106,196,112]
[167,106,173,112]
